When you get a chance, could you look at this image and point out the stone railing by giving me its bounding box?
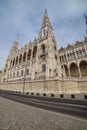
[63,77,79,81]
[63,76,87,81]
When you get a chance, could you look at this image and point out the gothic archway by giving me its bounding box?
[70,63,79,77]
[80,60,87,76]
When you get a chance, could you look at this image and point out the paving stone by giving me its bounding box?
[0,97,87,130]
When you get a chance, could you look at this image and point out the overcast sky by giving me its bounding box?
[0,0,87,70]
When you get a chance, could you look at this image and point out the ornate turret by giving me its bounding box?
[2,36,19,82]
[7,36,19,60]
[38,9,56,43]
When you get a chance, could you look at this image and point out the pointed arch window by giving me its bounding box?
[26,69,29,75]
[33,46,37,58]
[12,58,15,67]
[17,71,19,77]
[42,64,46,72]
[13,72,15,78]
[16,56,18,65]
[19,54,22,63]
[23,52,26,62]
[41,45,45,53]
[21,70,24,76]
[27,49,31,60]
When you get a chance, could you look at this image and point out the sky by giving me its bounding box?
[0,0,87,70]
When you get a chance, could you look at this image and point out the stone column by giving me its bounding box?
[68,68,71,77]
[65,51,68,62]
[78,67,81,77]
[68,67,71,77]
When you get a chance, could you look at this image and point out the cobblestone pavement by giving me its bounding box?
[0,97,87,130]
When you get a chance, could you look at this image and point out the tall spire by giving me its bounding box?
[38,9,55,41]
[42,9,51,28]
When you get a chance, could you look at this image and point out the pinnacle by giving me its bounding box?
[38,9,55,39]
[44,8,48,18]
[15,34,19,42]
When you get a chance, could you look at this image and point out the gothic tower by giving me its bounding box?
[38,9,61,79]
[2,37,19,81]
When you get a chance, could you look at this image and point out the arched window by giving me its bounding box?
[21,70,24,76]
[79,50,82,57]
[49,69,51,77]
[23,52,26,62]
[72,52,75,59]
[19,54,22,63]
[41,45,45,53]
[17,71,19,77]
[16,56,18,65]
[27,49,31,60]
[33,46,37,58]
[54,68,57,76]
[82,49,86,56]
[8,74,9,79]
[26,69,29,75]
[42,64,46,72]
[60,56,61,62]
[10,73,12,78]
[64,54,66,61]
[35,72,37,79]
[12,58,15,67]
[13,72,15,78]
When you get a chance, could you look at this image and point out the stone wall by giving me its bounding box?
[78,81,87,93]
[0,78,87,95]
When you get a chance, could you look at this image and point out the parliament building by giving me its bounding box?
[0,10,87,99]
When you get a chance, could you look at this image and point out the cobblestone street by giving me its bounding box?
[0,97,87,130]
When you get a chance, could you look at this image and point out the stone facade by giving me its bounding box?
[59,39,87,78]
[0,10,87,97]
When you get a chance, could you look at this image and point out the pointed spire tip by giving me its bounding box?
[44,8,48,18]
